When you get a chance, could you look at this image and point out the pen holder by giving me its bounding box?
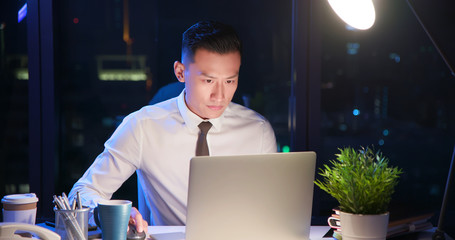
[54,207,89,240]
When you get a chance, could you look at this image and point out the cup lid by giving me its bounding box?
[1,193,39,205]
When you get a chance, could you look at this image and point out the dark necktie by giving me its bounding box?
[196,121,212,156]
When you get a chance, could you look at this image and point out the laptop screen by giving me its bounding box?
[185,152,317,240]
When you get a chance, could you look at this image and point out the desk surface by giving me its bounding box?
[38,223,452,240]
[145,226,453,240]
[147,226,331,240]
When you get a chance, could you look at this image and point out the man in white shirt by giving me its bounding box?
[68,20,277,233]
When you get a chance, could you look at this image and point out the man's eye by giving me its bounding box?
[205,79,212,83]
[226,80,235,84]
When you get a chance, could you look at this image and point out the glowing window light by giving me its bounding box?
[97,55,148,81]
[389,53,401,63]
[15,69,29,80]
[383,129,389,136]
[353,108,360,116]
[347,42,360,55]
[339,124,348,131]
[98,72,147,81]
[18,3,27,23]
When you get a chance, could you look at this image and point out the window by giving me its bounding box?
[318,1,455,231]
[0,0,30,216]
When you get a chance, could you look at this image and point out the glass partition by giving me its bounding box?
[53,0,293,204]
[318,0,455,230]
[0,0,30,218]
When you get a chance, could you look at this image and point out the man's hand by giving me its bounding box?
[129,207,148,233]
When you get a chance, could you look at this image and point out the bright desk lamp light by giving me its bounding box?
[328,0,454,239]
[327,0,376,30]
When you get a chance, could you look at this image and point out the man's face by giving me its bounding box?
[178,48,241,119]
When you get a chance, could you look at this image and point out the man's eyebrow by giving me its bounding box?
[226,73,239,79]
[201,72,239,79]
[201,72,215,79]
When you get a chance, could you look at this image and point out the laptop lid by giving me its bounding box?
[185,152,316,240]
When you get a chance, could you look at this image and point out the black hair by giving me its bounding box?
[182,20,242,62]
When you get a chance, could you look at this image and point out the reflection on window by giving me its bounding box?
[7,55,28,80]
[18,3,27,23]
[320,0,455,223]
[96,55,148,81]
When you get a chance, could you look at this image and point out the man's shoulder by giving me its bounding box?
[131,97,180,121]
[226,102,268,123]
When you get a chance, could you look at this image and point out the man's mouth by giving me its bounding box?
[208,105,223,111]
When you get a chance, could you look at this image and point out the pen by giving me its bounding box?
[59,196,70,210]
[62,192,71,210]
[77,191,82,209]
[45,221,56,228]
[53,195,65,210]
[72,198,76,210]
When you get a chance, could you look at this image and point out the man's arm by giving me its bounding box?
[68,149,137,208]
[67,148,138,227]
[68,113,146,228]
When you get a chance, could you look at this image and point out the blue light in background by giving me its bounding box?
[383,129,389,136]
[18,3,27,23]
[353,108,360,116]
[378,139,385,146]
[389,53,401,63]
[347,42,360,55]
[345,25,357,31]
[339,124,347,132]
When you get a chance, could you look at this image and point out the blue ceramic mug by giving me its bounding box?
[94,200,132,240]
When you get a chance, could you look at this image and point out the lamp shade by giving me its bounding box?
[328,0,376,30]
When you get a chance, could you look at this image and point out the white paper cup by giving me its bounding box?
[2,193,39,224]
[339,211,389,240]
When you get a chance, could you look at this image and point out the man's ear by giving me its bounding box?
[174,61,185,83]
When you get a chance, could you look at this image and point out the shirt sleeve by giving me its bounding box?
[68,113,143,210]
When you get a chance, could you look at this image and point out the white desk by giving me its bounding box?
[146,226,454,240]
[38,222,453,240]
[147,226,332,240]
[37,223,330,240]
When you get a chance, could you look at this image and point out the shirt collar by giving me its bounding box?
[177,89,224,133]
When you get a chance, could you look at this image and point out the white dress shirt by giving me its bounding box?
[68,90,277,226]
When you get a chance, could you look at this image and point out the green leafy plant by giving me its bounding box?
[314,146,402,215]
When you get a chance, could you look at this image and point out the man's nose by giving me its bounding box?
[211,82,225,101]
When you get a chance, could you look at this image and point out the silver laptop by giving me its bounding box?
[185,152,316,240]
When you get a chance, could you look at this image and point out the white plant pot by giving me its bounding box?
[339,211,389,240]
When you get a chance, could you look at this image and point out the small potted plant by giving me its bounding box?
[315,146,402,240]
